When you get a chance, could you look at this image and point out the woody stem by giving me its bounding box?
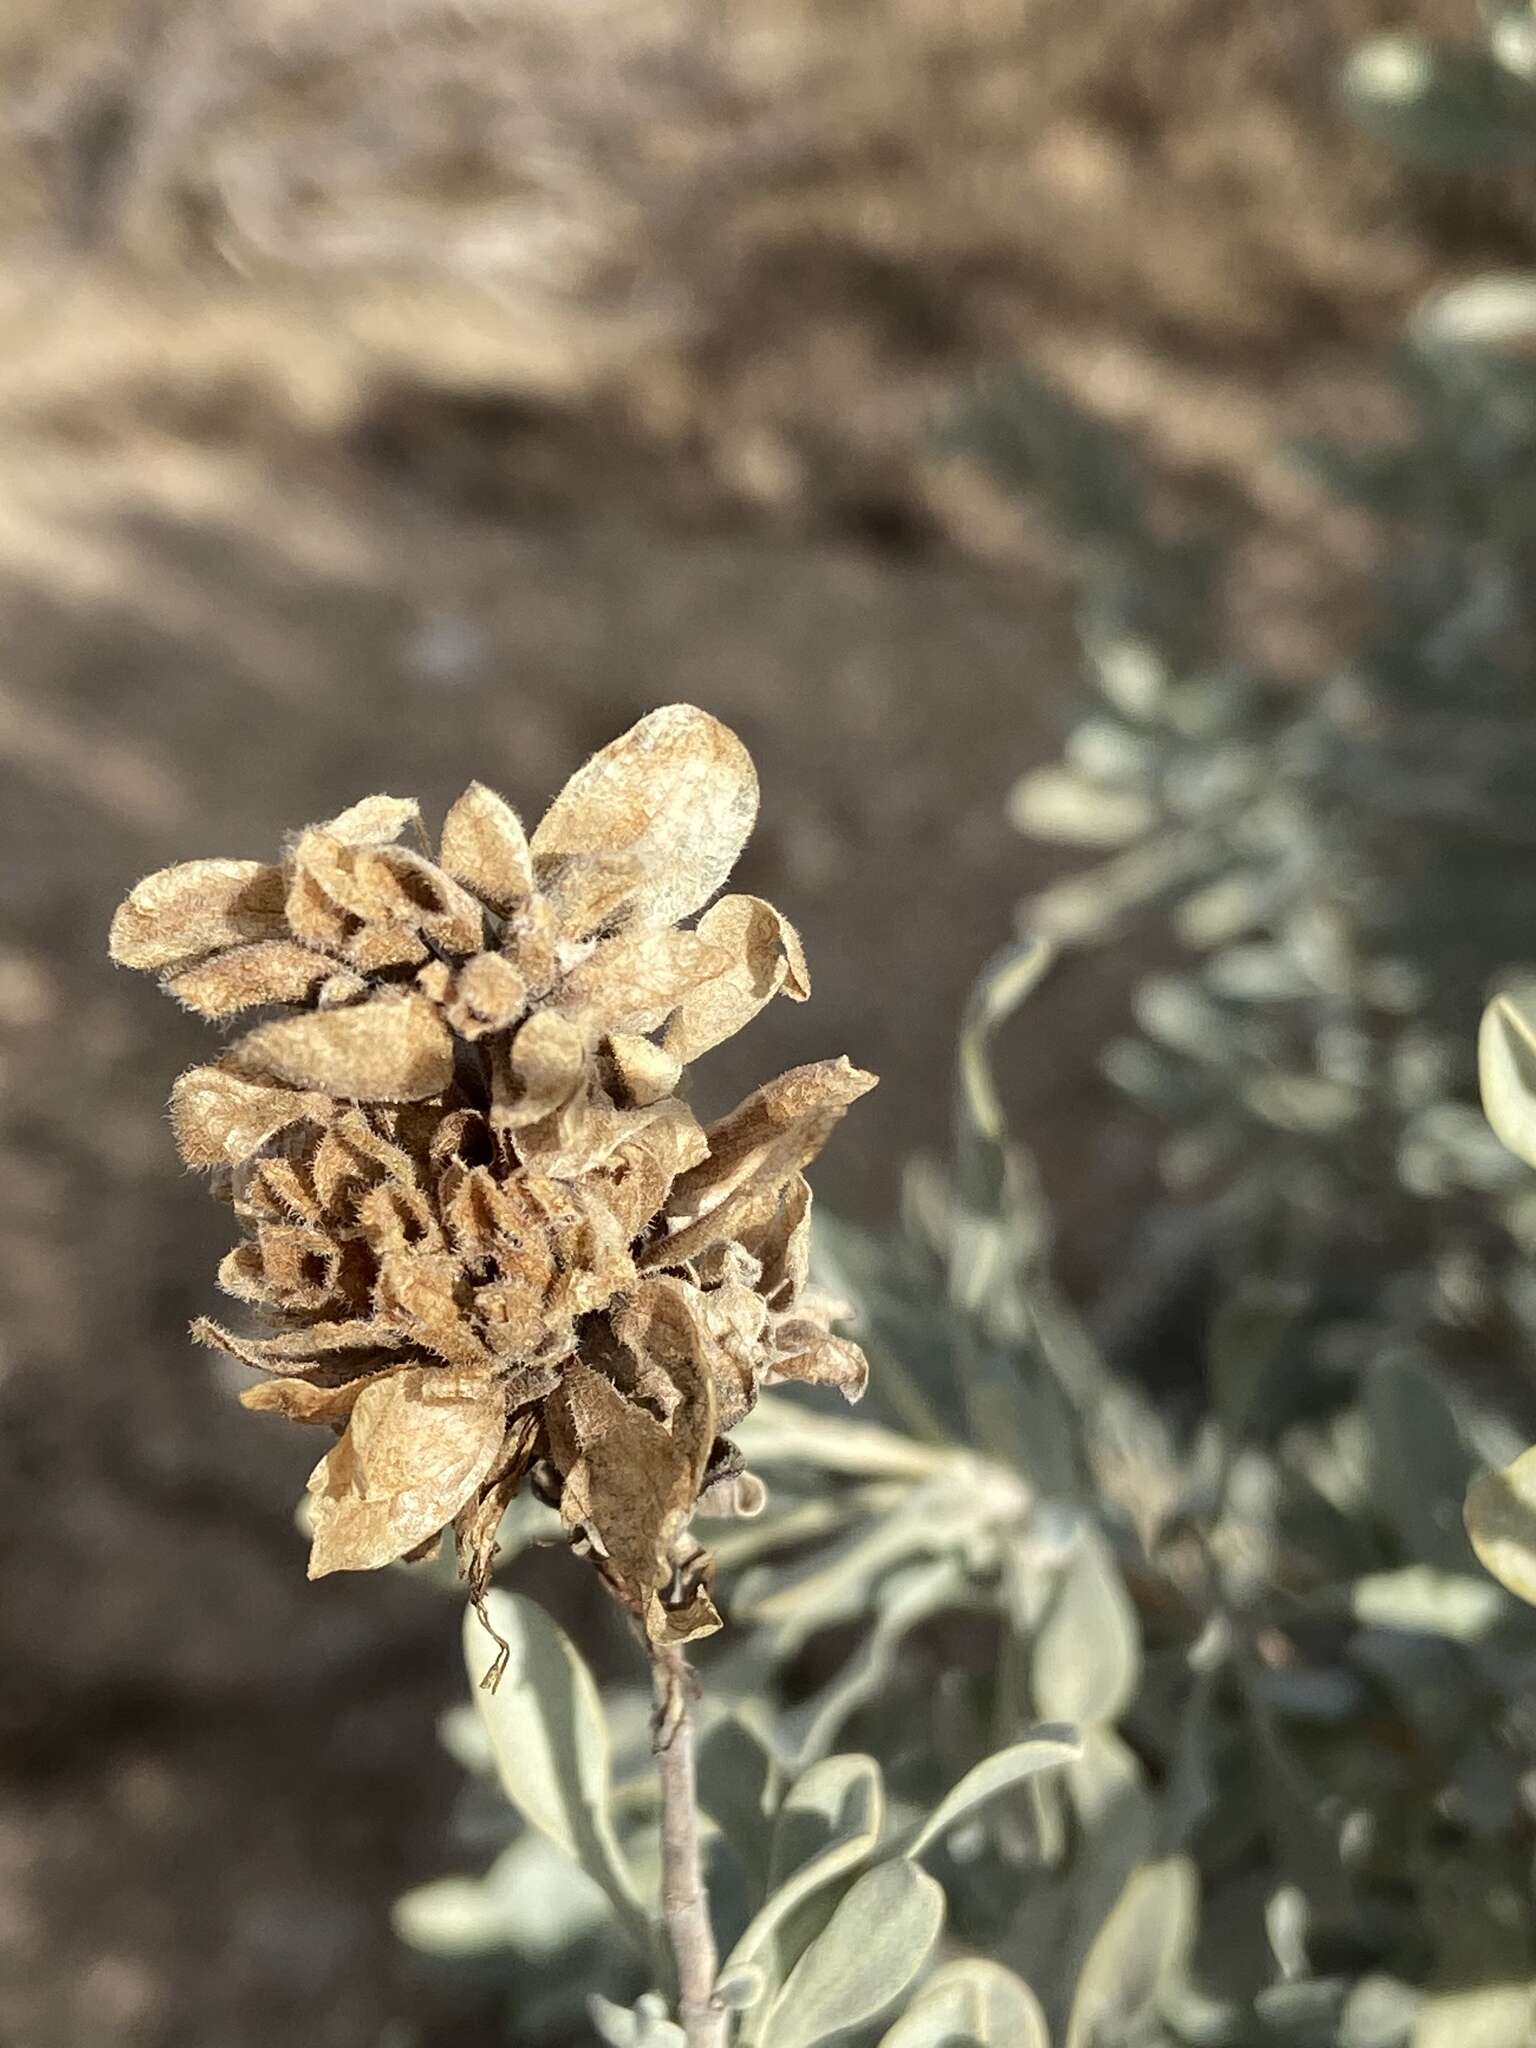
[651,1640,728,2048]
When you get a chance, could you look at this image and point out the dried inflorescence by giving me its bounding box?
[111,706,875,1647]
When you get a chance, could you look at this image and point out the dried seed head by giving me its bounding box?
[110,706,876,1644]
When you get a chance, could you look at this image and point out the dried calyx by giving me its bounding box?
[110,706,875,1651]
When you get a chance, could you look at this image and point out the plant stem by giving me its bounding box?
[651,1640,729,2048]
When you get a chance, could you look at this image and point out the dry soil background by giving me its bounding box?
[2,1,1535,2043]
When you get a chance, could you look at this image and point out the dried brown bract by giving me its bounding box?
[110,706,875,1647]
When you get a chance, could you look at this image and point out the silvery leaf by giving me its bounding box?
[1411,1982,1536,2048]
[760,1859,945,2048]
[1031,1521,1140,1726]
[715,1962,769,2011]
[891,1726,1081,1861]
[1465,1445,1536,1607]
[1064,1856,1197,2048]
[590,1992,688,2048]
[880,1959,1049,2048]
[722,1752,885,1986]
[464,1593,648,1953]
[1479,990,1536,1171]
[1365,1355,1476,1573]
[393,1832,607,1960]
[1350,1564,1504,1640]
[787,1555,971,1767]
[695,1713,784,1906]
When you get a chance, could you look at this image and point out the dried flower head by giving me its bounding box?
[111,706,875,1650]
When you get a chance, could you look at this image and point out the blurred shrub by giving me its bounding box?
[400,14,1536,2043]
[397,952,1536,2044]
[980,7,1536,1405]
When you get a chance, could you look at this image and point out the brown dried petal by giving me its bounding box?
[429,951,528,1040]
[355,1182,443,1257]
[500,892,563,995]
[110,859,289,971]
[287,830,370,919]
[545,1359,717,1641]
[426,1108,494,1170]
[306,1367,507,1576]
[374,1250,494,1372]
[537,850,651,948]
[319,793,421,846]
[166,939,348,1021]
[734,1173,812,1303]
[286,833,477,970]
[454,1411,541,1600]
[516,1081,689,1181]
[558,929,727,1035]
[661,896,809,1064]
[458,1174,566,1355]
[537,1177,638,1322]
[693,1240,764,1294]
[283,862,352,952]
[496,1358,566,1411]
[231,994,454,1101]
[484,1171,564,1273]
[190,1313,403,1374]
[170,1064,328,1169]
[231,1154,322,1227]
[589,1314,682,1419]
[646,1058,877,1268]
[318,972,369,1008]
[439,782,534,911]
[440,1162,501,1258]
[340,922,432,975]
[496,1011,588,1129]
[312,1111,420,1215]
[415,954,453,1004]
[613,1272,761,1434]
[601,1098,712,1240]
[364,849,485,956]
[656,1582,722,1647]
[530,705,758,935]
[510,1087,610,1178]
[701,1278,771,1426]
[604,1032,683,1109]
[318,847,485,969]
[471,1276,556,1362]
[221,1225,340,1314]
[767,1334,869,1402]
[687,1058,876,1191]
[240,1375,379,1424]
[217,1243,269,1304]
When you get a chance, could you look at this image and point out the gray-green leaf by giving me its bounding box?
[761,1859,946,2048]
[723,1752,885,1982]
[590,1992,689,2048]
[895,1726,1081,1860]
[393,1833,608,1960]
[1365,1355,1476,1573]
[1412,1982,1536,2048]
[1032,1523,1140,1726]
[1465,1446,1536,1606]
[1480,990,1536,1172]
[695,1713,784,1905]
[880,1960,1050,2048]
[1064,1856,1197,2048]
[716,1963,770,2011]
[463,1593,647,1952]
